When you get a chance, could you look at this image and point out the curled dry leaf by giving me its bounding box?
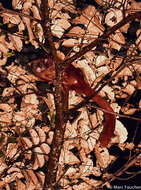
[87,134,97,151]
[56,50,65,60]
[122,84,135,95]
[2,167,23,185]
[79,157,93,174]
[131,0,141,10]
[0,103,13,112]
[40,143,50,160]
[110,30,125,51]
[86,22,104,40]
[34,23,44,42]
[13,101,39,128]
[22,137,33,149]
[84,51,95,63]
[136,29,141,51]
[24,94,39,105]
[72,5,104,39]
[101,85,115,101]
[92,166,101,177]
[132,62,141,74]
[7,143,19,159]
[76,59,96,84]
[25,169,40,187]
[121,104,137,115]
[64,122,78,139]
[8,34,23,52]
[8,166,23,176]
[34,147,45,168]
[36,171,45,187]
[23,109,37,126]
[96,65,109,77]
[125,142,135,150]
[48,0,54,8]
[112,103,121,114]
[51,7,71,20]
[29,128,40,145]
[68,90,83,109]
[60,150,80,165]
[136,76,141,89]
[95,55,109,67]
[0,57,7,66]
[0,42,9,55]
[51,21,65,38]
[32,155,39,170]
[32,5,41,20]
[77,117,90,135]
[65,167,78,177]
[0,104,13,123]
[105,9,123,27]
[35,126,46,143]
[62,39,79,47]
[116,67,133,78]
[81,176,102,187]
[0,158,7,174]
[2,13,20,25]
[24,150,32,160]
[16,178,26,190]
[111,57,123,71]
[95,0,104,6]
[73,180,94,189]
[114,120,128,144]
[12,0,23,9]
[40,142,50,155]
[127,44,137,56]
[53,18,71,30]
[18,19,25,32]
[79,140,90,161]
[46,131,54,144]
[13,111,26,126]
[66,26,85,38]
[0,34,17,52]
[95,145,111,168]
[73,46,80,52]
[22,2,38,48]
[36,0,41,7]
[31,5,44,43]
[6,64,26,83]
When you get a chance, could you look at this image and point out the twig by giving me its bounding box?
[87,104,141,123]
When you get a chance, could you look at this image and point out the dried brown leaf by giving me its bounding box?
[136,76,141,89]
[66,26,85,38]
[95,145,110,168]
[34,147,45,168]
[114,120,128,144]
[105,9,123,27]
[35,126,46,143]
[62,39,79,47]
[29,128,40,145]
